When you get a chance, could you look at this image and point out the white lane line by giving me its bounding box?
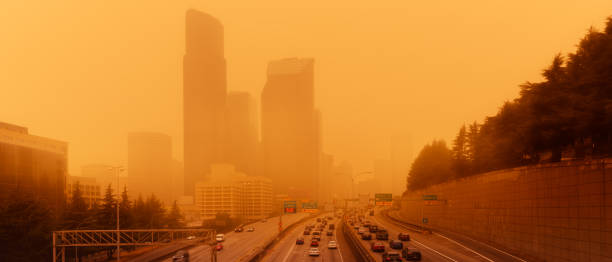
[281,237,298,262]
[432,232,495,262]
[434,232,527,262]
[372,216,458,262]
[334,219,344,262]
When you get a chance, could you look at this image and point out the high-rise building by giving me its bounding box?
[183,9,227,196]
[128,132,173,205]
[261,57,319,199]
[226,92,257,176]
[66,175,101,208]
[0,122,67,210]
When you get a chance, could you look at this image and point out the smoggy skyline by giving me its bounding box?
[1,1,612,175]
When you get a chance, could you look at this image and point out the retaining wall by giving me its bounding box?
[399,159,612,262]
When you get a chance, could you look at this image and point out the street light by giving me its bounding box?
[108,166,124,261]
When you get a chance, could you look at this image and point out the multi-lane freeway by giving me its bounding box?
[157,213,309,262]
[261,215,357,262]
[348,208,526,262]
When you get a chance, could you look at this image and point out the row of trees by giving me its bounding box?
[408,17,612,190]
[0,184,184,261]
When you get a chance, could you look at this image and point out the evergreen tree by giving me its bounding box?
[451,125,470,177]
[166,201,184,228]
[96,184,116,229]
[407,140,455,190]
[132,194,146,228]
[119,186,132,229]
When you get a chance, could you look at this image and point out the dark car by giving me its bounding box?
[369,225,378,233]
[398,233,410,241]
[369,210,374,216]
[234,227,244,232]
[376,229,389,240]
[371,242,385,252]
[361,233,372,240]
[382,251,402,261]
[326,231,333,236]
[311,240,319,247]
[313,235,321,241]
[389,239,403,249]
[329,224,335,230]
[317,218,322,222]
[402,247,422,261]
[304,230,311,235]
[172,250,190,262]
[296,237,305,245]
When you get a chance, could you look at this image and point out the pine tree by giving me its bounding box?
[119,186,132,229]
[166,201,184,228]
[96,184,116,229]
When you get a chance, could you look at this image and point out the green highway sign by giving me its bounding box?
[374,193,393,206]
[284,201,297,213]
[422,195,437,200]
[302,202,318,209]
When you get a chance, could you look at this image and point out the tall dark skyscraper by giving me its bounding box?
[261,58,319,199]
[183,10,227,196]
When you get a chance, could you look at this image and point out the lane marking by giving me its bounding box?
[334,219,344,262]
[372,216,458,262]
[432,232,494,262]
[434,232,527,262]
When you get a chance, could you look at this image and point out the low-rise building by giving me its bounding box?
[66,175,101,208]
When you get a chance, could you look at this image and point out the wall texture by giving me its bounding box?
[399,159,612,262]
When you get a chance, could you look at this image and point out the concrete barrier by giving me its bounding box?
[399,159,612,262]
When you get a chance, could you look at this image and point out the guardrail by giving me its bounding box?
[341,219,376,262]
[381,209,431,234]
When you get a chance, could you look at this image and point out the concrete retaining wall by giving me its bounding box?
[399,159,612,262]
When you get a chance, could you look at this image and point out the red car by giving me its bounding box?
[296,237,304,245]
[371,242,385,252]
[311,240,319,247]
[215,243,223,251]
[398,233,411,241]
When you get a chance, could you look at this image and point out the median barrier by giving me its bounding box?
[341,219,376,262]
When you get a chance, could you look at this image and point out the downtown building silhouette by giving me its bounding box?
[261,58,320,199]
[183,10,227,196]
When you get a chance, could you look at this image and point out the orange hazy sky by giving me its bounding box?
[1,0,611,175]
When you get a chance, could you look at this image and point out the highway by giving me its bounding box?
[261,215,357,262]
[159,213,309,262]
[348,208,526,262]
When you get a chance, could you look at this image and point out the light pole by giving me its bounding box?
[108,166,124,261]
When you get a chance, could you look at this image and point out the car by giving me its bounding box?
[329,224,335,230]
[172,250,190,262]
[215,234,225,242]
[234,227,244,232]
[215,243,223,251]
[398,233,410,241]
[161,238,171,243]
[353,225,360,230]
[402,247,422,261]
[328,240,337,249]
[358,227,367,234]
[361,233,372,240]
[312,231,321,236]
[389,239,403,249]
[247,227,255,232]
[382,251,402,261]
[376,229,389,240]
[369,225,378,233]
[317,218,322,222]
[326,231,333,236]
[296,237,305,245]
[312,235,321,241]
[261,219,267,222]
[371,242,385,252]
[186,236,196,240]
[310,240,319,247]
[309,248,321,256]
[304,230,311,235]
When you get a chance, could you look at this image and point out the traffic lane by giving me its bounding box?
[262,216,322,262]
[278,218,343,262]
[371,213,488,262]
[334,220,358,262]
[218,213,309,261]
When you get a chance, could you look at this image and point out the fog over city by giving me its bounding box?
[1,1,612,262]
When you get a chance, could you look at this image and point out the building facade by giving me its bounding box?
[194,164,272,220]
[183,9,227,196]
[261,57,319,199]
[0,122,68,210]
[66,175,101,208]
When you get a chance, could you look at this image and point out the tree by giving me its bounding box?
[63,181,90,229]
[407,140,455,190]
[132,194,146,228]
[166,201,184,229]
[452,125,470,177]
[119,186,132,229]
[96,184,116,229]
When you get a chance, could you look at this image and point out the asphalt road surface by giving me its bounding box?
[262,215,356,262]
[159,213,309,262]
[349,208,526,262]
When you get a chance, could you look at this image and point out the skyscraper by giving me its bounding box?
[128,132,172,205]
[183,10,227,196]
[261,58,319,199]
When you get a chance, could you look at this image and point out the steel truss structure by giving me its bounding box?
[52,229,215,262]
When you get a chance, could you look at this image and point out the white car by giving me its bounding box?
[308,247,321,256]
[328,240,337,249]
[186,235,196,240]
[215,234,225,242]
[247,227,255,232]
